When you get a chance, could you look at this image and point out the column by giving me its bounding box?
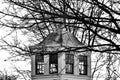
[31,55,36,75]
[44,55,49,75]
[74,53,79,75]
[87,52,91,78]
[58,53,65,74]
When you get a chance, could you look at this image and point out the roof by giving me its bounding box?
[30,31,83,53]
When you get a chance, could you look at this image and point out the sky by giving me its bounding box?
[0,0,31,78]
[0,0,11,73]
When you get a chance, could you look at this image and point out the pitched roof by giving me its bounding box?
[30,31,83,53]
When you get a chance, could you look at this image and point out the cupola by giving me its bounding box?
[30,31,91,80]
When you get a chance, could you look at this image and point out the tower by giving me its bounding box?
[30,31,91,80]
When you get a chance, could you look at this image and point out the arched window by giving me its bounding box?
[36,55,44,74]
[79,55,87,75]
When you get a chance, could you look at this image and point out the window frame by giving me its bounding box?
[49,54,58,74]
[79,55,88,75]
[35,54,44,75]
[65,53,74,74]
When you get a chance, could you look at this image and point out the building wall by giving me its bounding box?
[32,75,90,80]
[31,52,91,80]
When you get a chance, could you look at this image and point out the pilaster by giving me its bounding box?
[58,53,65,74]
[31,55,36,75]
[44,55,49,75]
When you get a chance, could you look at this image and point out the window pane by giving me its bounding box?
[49,54,58,74]
[66,54,74,74]
[66,64,73,74]
[36,55,44,74]
[79,55,87,75]
[50,64,58,73]
[37,62,44,74]
[66,54,74,64]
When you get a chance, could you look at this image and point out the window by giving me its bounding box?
[36,55,44,74]
[79,55,87,75]
[66,54,74,74]
[49,54,58,74]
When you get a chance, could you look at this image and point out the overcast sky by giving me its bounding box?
[0,0,31,76]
